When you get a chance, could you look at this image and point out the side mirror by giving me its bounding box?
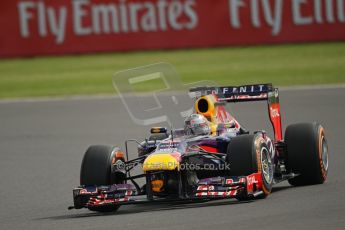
[150,127,168,134]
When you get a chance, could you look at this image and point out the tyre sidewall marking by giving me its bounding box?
[318,127,328,181]
[255,136,271,195]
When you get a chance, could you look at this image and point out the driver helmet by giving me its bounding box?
[184,114,211,136]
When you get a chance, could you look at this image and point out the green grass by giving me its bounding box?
[0,42,345,98]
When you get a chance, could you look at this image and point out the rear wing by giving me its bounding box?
[190,84,283,141]
[189,84,272,102]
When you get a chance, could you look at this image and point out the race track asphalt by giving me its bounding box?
[0,87,344,230]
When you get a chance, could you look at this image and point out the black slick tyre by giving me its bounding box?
[285,123,329,186]
[226,134,273,199]
[80,145,121,212]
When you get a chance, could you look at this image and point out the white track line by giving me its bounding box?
[0,84,344,104]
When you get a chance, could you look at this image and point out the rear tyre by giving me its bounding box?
[226,134,273,199]
[285,123,329,186]
[80,145,121,212]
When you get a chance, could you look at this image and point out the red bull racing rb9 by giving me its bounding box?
[69,83,329,212]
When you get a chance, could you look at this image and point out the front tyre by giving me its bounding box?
[226,134,273,199]
[285,123,329,186]
[88,205,120,213]
[80,145,119,186]
[80,145,121,212]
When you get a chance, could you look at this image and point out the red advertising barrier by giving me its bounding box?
[1,0,345,57]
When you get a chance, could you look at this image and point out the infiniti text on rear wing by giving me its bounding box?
[189,84,273,102]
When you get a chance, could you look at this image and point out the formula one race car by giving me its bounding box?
[69,83,329,212]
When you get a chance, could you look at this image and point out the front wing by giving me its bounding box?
[70,173,263,210]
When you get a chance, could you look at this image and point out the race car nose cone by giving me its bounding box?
[143,153,180,172]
